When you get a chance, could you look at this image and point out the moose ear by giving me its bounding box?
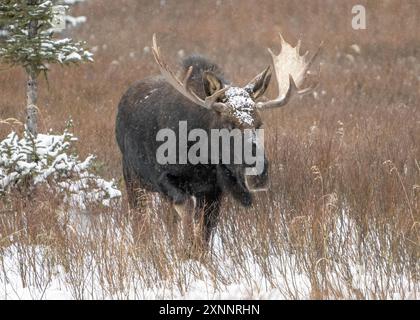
[203,71,224,97]
[245,66,272,100]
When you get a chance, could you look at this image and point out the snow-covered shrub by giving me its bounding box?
[56,0,88,29]
[0,126,121,209]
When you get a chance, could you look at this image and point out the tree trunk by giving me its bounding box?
[26,0,38,137]
[26,68,38,137]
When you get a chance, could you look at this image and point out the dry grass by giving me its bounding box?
[0,0,419,299]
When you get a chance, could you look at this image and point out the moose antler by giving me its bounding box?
[257,33,322,109]
[152,34,229,110]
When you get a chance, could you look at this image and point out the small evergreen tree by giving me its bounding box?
[0,1,121,207]
[0,0,93,137]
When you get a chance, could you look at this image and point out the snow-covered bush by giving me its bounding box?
[0,126,121,209]
[59,0,88,29]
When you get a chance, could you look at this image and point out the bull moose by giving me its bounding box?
[115,33,320,246]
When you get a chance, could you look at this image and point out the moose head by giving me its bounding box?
[152,33,321,130]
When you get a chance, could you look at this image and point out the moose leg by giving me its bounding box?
[157,172,196,245]
[122,161,141,210]
[174,196,214,257]
[122,161,150,244]
[173,196,198,244]
[157,172,188,204]
[197,193,222,245]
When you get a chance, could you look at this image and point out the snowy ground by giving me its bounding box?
[0,248,307,300]
[1,246,417,300]
[1,208,418,300]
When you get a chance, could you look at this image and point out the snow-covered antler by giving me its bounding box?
[257,33,322,109]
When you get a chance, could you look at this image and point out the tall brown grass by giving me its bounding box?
[0,0,419,299]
